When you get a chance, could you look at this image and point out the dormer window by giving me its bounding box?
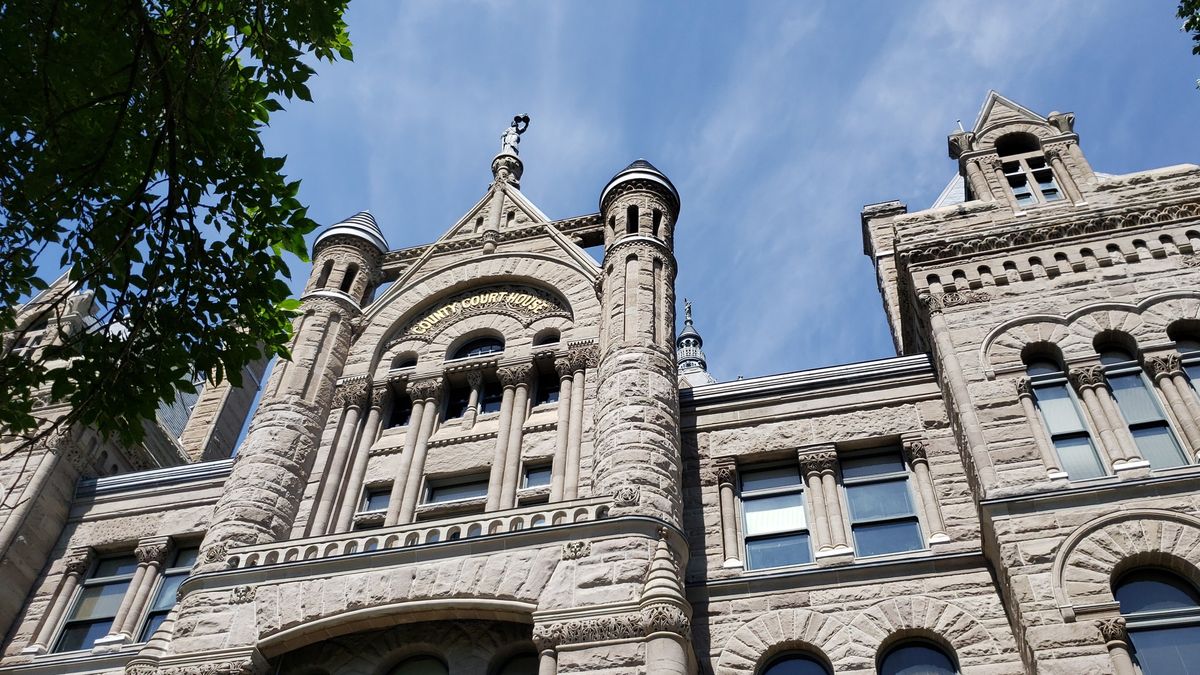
[996,133,1061,207]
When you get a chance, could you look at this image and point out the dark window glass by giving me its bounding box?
[1103,355,1186,469]
[1117,571,1200,614]
[390,656,449,675]
[741,465,810,570]
[523,465,552,489]
[137,546,198,642]
[444,385,472,419]
[497,654,538,675]
[389,393,413,428]
[880,642,957,675]
[761,653,830,675]
[745,533,811,570]
[1116,570,1200,674]
[55,554,137,652]
[426,477,489,504]
[362,488,390,512]
[479,380,503,414]
[1029,361,1104,480]
[453,337,504,359]
[534,373,560,405]
[842,449,923,557]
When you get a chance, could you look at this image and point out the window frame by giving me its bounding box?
[738,462,812,571]
[1115,568,1200,674]
[135,545,199,643]
[1101,351,1187,469]
[53,554,138,653]
[423,474,490,506]
[1029,362,1106,480]
[1000,150,1063,207]
[840,447,925,558]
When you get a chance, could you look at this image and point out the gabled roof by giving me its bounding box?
[972,91,1046,135]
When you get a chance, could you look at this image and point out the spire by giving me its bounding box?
[313,210,388,254]
[492,114,529,188]
[677,298,715,385]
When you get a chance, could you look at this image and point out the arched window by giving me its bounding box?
[1098,344,1186,468]
[760,653,830,675]
[879,641,957,675]
[495,653,538,675]
[1026,357,1104,479]
[1177,339,1200,398]
[995,132,1061,207]
[392,354,417,370]
[315,259,334,288]
[340,263,359,294]
[1115,569,1200,673]
[533,328,560,346]
[390,656,448,675]
[452,337,504,360]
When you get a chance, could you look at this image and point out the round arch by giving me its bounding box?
[715,608,847,675]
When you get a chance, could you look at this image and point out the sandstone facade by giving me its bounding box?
[1,95,1199,674]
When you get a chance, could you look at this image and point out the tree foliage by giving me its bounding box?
[1184,0,1200,87]
[0,0,351,447]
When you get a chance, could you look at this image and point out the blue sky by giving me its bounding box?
[261,0,1200,382]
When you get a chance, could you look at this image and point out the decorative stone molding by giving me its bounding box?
[135,542,170,565]
[230,585,256,604]
[939,290,991,308]
[1015,377,1034,398]
[917,292,942,315]
[63,547,94,576]
[715,465,735,487]
[1069,366,1107,390]
[407,377,443,402]
[300,294,361,319]
[1096,617,1128,643]
[466,370,483,388]
[157,660,262,675]
[498,364,533,388]
[532,605,689,649]
[554,356,574,379]
[613,486,640,506]
[902,440,928,465]
[641,603,691,635]
[561,540,591,560]
[797,450,837,476]
[37,428,91,472]
[126,664,158,675]
[1180,254,1200,268]
[1146,354,1183,378]
[568,344,600,371]
[333,378,370,409]
[203,543,228,564]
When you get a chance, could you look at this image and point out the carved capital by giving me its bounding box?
[561,541,591,560]
[917,292,943,315]
[947,131,975,160]
[498,363,533,388]
[1095,616,1128,643]
[466,370,483,389]
[333,378,370,409]
[797,449,837,477]
[641,603,691,636]
[1069,366,1107,390]
[370,382,389,410]
[715,466,735,487]
[1015,377,1034,398]
[63,548,94,576]
[407,377,443,402]
[903,440,929,465]
[135,542,169,565]
[568,344,600,371]
[613,486,640,506]
[1042,140,1073,161]
[1147,354,1183,379]
[976,154,1003,173]
[554,356,574,380]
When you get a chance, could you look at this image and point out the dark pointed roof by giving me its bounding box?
[314,210,389,254]
[600,158,679,209]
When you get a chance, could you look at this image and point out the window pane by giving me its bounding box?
[363,490,390,511]
[1035,385,1086,435]
[71,581,132,620]
[56,620,113,652]
[1128,625,1200,675]
[1186,364,1200,396]
[172,547,199,569]
[1117,572,1200,613]
[139,611,169,642]
[880,642,956,675]
[846,480,914,522]
[149,573,186,613]
[1110,374,1165,425]
[741,466,800,492]
[523,465,552,488]
[840,451,904,479]
[444,386,471,419]
[1133,425,1186,469]
[1027,360,1062,377]
[853,519,923,557]
[93,556,137,578]
[762,654,830,675]
[746,533,811,569]
[744,492,805,536]
[428,479,488,503]
[479,382,503,414]
[1054,435,1105,480]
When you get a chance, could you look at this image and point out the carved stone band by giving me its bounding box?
[531,603,691,650]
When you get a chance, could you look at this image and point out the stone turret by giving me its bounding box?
[676,299,715,387]
[199,213,386,567]
[593,159,683,524]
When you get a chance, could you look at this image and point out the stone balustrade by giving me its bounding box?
[225,496,611,569]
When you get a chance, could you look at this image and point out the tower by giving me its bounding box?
[676,299,715,387]
[593,160,683,524]
[199,212,386,564]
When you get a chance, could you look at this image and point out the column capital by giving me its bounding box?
[466,370,484,388]
[568,343,599,371]
[903,439,929,465]
[369,382,390,410]
[1069,365,1107,391]
[976,154,1003,173]
[498,363,534,388]
[63,547,94,576]
[712,456,737,487]
[1095,616,1128,643]
[1015,377,1034,398]
[917,292,943,315]
[407,377,443,402]
[134,538,171,565]
[797,447,837,477]
[1146,354,1184,380]
[332,377,370,409]
[554,356,574,380]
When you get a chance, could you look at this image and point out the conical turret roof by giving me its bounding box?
[314,211,388,254]
[600,158,679,209]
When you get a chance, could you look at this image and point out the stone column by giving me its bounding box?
[385,379,427,527]
[1070,367,1123,468]
[1148,355,1200,455]
[640,531,692,675]
[1097,618,1137,675]
[105,539,168,645]
[817,452,851,551]
[1044,143,1085,204]
[796,450,832,554]
[24,547,92,654]
[963,158,994,202]
[978,155,1016,210]
[486,371,518,511]
[563,345,594,500]
[463,371,483,431]
[902,440,949,545]
[334,382,386,532]
[918,294,999,491]
[308,380,368,536]
[537,648,557,675]
[499,364,533,509]
[397,378,443,523]
[713,459,742,567]
[0,428,87,561]
[549,357,573,502]
[199,295,357,568]
[1016,378,1065,477]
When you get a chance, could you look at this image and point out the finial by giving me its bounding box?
[500,114,530,156]
[956,119,965,132]
[684,298,693,324]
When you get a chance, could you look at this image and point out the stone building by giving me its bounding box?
[1,93,1199,675]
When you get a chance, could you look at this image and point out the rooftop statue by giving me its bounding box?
[500,114,530,155]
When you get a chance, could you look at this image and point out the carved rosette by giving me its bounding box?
[561,541,591,560]
[203,543,228,564]
[902,440,929,465]
[63,548,94,576]
[613,486,641,506]
[797,450,837,477]
[939,291,991,308]
[498,364,534,388]
[1069,366,1107,391]
[1015,377,1034,398]
[333,379,370,409]
[135,543,169,566]
[1095,617,1128,643]
[407,377,443,403]
[1146,354,1183,379]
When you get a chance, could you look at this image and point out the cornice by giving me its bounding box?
[74,459,234,499]
[380,213,604,270]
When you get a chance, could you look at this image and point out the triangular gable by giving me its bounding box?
[437,184,552,241]
[972,91,1046,134]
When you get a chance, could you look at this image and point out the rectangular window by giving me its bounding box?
[425,475,489,504]
[522,464,552,489]
[361,486,391,512]
[841,449,923,557]
[1108,371,1186,468]
[1033,381,1105,480]
[740,465,810,570]
[55,555,138,652]
[444,384,472,419]
[388,393,413,428]
[533,373,560,406]
[138,546,198,642]
[1003,153,1062,207]
[479,380,503,414]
